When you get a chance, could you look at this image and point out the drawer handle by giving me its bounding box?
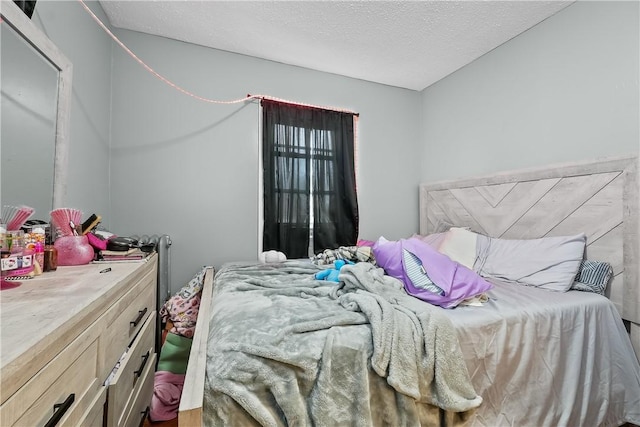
[44,393,75,427]
[134,351,150,378]
[138,406,150,427]
[130,307,148,327]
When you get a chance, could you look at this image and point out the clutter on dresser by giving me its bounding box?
[92,233,156,263]
[50,208,96,266]
[50,207,83,237]
[1,205,35,231]
[23,222,46,275]
[1,230,34,286]
[54,234,95,266]
[22,220,57,272]
[43,244,58,272]
[80,213,102,235]
[1,205,37,287]
[98,247,150,261]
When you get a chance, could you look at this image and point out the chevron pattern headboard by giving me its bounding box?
[419,156,639,332]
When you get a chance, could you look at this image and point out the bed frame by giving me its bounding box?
[179,155,639,426]
[178,266,215,426]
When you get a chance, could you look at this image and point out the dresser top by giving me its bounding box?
[1,255,157,381]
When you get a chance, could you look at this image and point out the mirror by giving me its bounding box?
[1,1,72,216]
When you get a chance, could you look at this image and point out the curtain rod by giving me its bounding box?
[248,94,359,117]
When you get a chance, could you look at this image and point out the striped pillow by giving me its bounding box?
[571,260,613,295]
[402,249,445,296]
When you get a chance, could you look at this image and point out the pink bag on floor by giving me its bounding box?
[149,371,185,422]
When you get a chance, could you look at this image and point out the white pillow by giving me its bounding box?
[437,227,478,269]
[475,233,586,292]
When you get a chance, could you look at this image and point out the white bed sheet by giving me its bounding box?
[443,280,640,427]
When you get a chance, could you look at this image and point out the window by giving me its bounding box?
[262,99,358,259]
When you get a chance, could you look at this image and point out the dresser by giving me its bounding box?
[0,254,158,427]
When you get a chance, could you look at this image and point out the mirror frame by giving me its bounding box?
[1,1,72,209]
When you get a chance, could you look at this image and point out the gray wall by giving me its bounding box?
[108,31,421,291]
[33,0,113,222]
[419,1,639,183]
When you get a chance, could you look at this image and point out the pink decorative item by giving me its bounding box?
[54,236,94,266]
[0,278,21,290]
[50,208,83,237]
[87,232,109,251]
[1,230,34,279]
[2,205,35,231]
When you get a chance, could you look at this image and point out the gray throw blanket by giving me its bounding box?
[337,263,482,411]
[203,261,481,426]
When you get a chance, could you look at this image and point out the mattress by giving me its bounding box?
[444,278,640,426]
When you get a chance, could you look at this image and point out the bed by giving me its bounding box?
[179,155,640,426]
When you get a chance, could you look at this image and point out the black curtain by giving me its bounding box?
[13,1,37,18]
[262,99,358,259]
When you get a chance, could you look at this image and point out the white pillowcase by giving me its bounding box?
[437,227,478,269]
[475,233,587,292]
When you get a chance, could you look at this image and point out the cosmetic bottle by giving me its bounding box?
[43,225,58,272]
[44,244,58,272]
[28,226,46,275]
[34,241,44,275]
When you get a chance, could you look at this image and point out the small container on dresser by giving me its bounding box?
[44,244,58,272]
[0,254,158,427]
[54,235,95,266]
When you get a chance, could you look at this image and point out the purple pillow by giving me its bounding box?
[372,237,492,308]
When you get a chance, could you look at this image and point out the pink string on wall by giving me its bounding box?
[76,0,358,116]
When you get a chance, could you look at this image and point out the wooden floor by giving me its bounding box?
[143,415,178,427]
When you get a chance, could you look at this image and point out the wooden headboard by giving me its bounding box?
[419,155,639,353]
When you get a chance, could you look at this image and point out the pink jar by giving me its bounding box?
[54,235,94,266]
[1,230,34,278]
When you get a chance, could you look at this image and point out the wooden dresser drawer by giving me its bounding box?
[121,352,156,427]
[74,386,107,427]
[1,335,101,427]
[98,266,156,381]
[106,311,157,427]
[1,255,158,427]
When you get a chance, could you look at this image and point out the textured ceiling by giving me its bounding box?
[99,0,575,91]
